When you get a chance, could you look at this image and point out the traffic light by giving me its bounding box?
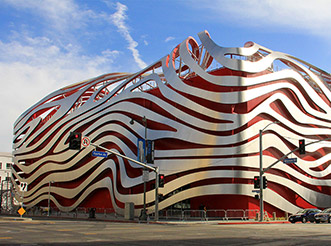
[159,174,165,188]
[253,176,260,189]
[263,176,267,189]
[299,139,305,154]
[69,132,81,150]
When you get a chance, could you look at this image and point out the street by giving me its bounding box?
[0,218,330,245]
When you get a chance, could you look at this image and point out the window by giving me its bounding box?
[6,163,12,169]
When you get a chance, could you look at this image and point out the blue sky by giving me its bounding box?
[1,0,331,152]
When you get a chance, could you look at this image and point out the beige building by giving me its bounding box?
[0,152,12,180]
[0,152,13,211]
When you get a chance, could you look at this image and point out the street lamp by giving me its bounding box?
[259,121,279,222]
[130,116,148,220]
[48,181,54,216]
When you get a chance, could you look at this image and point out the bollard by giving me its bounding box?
[273,212,276,220]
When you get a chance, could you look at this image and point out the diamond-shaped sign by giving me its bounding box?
[18,207,26,216]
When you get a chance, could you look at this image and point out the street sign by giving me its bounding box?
[82,137,90,147]
[92,151,108,158]
[252,190,260,193]
[283,158,297,164]
[18,207,26,216]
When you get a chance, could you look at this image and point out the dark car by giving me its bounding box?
[314,208,331,223]
[288,208,321,223]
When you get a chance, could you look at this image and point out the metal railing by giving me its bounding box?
[15,206,121,220]
[4,207,261,221]
[152,209,260,221]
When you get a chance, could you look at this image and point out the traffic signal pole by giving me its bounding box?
[155,167,159,221]
[259,134,331,222]
[259,129,264,222]
[259,122,279,222]
[263,136,331,174]
[88,142,160,221]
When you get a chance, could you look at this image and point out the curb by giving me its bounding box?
[0,216,33,221]
[0,215,290,225]
[218,221,290,225]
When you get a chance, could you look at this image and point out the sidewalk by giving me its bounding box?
[0,214,289,225]
[0,216,32,221]
[217,220,290,225]
[153,219,290,225]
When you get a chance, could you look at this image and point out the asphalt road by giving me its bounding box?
[0,218,330,245]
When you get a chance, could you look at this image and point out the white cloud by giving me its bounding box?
[110,2,147,69]
[0,35,120,152]
[2,0,90,32]
[0,1,124,152]
[197,0,331,39]
[0,1,149,152]
[165,36,175,43]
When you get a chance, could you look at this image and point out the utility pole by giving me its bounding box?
[259,121,279,222]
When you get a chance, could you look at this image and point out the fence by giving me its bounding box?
[18,206,121,220]
[153,209,259,221]
[3,207,261,221]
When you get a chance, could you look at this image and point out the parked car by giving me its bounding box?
[314,208,331,223]
[288,208,321,223]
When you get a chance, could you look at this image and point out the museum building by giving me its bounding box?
[12,31,331,218]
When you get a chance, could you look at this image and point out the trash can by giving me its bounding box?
[89,208,96,219]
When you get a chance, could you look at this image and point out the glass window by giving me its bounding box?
[6,163,11,169]
[0,162,2,169]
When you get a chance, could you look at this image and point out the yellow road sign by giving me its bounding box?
[18,207,26,216]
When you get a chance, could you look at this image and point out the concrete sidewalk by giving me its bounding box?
[0,216,32,221]
[217,220,290,225]
[0,214,290,225]
[153,219,290,225]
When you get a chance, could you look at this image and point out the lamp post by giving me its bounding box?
[130,116,148,220]
[48,181,54,216]
[259,121,279,222]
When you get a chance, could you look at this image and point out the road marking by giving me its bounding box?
[0,237,12,239]
[84,233,97,235]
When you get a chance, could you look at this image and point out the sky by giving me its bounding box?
[0,0,331,153]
